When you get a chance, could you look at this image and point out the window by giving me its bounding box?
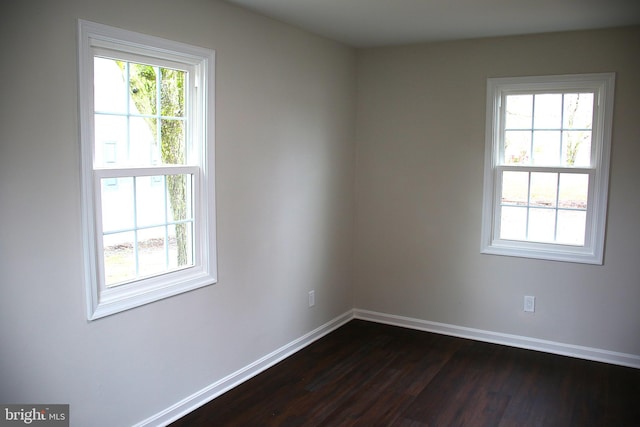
[481,73,615,264]
[78,20,217,319]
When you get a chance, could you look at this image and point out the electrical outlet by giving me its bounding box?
[524,295,535,312]
[308,290,315,307]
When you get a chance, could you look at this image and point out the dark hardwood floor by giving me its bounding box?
[170,320,640,426]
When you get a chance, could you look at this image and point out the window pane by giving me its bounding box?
[563,93,593,129]
[167,174,194,269]
[528,208,556,242]
[136,176,166,227]
[505,94,532,129]
[504,131,531,165]
[168,223,194,269]
[160,119,186,165]
[500,206,527,240]
[94,115,127,167]
[101,177,134,232]
[129,63,157,115]
[160,68,185,118]
[166,174,193,221]
[138,227,167,278]
[104,231,136,287]
[534,94,562,129]
[502,171,529,206]
[532,131,561,165]
[556,210,586,245]
[530,172,557,207]
[103,141,117,164]
[558,173,588,209]
[129,117,158,166]
[562,131,591,167]
[94,57,127,114]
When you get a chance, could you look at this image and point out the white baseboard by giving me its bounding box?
[353,308,640,369]
[134,311,354,427]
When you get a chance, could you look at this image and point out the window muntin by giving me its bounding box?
[79,20,216,319]
[481,74,614,264]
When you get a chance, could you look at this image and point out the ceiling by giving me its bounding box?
[223,0,640,47]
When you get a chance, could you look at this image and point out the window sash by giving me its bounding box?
[93,166,201,290]
[91,54,195,168]
[498,91,597,168]
[492,165,595,247]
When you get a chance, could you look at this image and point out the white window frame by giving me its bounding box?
[78,20,217,319]
[480,73,615,264]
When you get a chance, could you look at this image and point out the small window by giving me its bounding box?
[481,73,615,264]
[78,20,217,319]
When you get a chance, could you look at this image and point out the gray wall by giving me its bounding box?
[0,0,356,425]
[354,27,640,356]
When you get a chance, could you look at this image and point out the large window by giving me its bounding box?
[481,73,615,264]
[78,20,217,319]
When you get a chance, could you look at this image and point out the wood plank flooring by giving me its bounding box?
[170,320,640,426]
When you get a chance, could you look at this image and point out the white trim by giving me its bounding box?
[353,309,640,369]
[133,311,355,427]
[480,73,615,265]
[79,19,212,66]
[78,20,217,320]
